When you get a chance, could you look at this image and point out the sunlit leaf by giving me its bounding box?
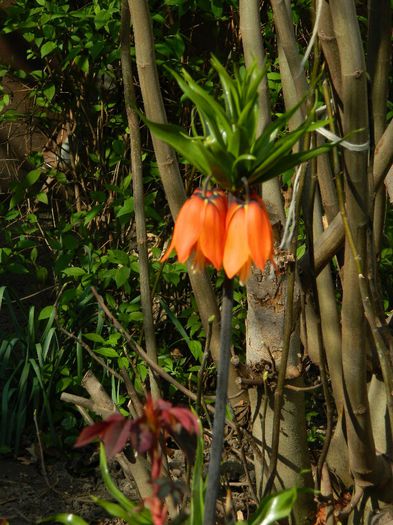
[39,513,89,525]
[248,488,298,525]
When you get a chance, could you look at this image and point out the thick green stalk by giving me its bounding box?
[120,0,160,400]
[203,278,233,525]
[269,0,308,104]
[302,159,334,487]
[316,135,339,223]
[317,0,342,101]
[368,0,391,253]
[310,117,393,276]
[239,0,270,131]
[313,191,343,409]
[328,0,376,484]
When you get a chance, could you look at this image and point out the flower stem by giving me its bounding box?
[203,276,233,525]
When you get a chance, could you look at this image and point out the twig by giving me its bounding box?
[120,368,144,418]
[196,316,214,415]
[335,485,364,520]
[231,417,258,504]
[90,286,204,405]
[237,376,322,391]
[203,277,234,525]
[58,325,123,381]
[120,0,160,399]
[75,405,94,425]
[33,409,50,488]
[60,392,113,418]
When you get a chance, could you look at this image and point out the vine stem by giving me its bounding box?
[203,277,234,525]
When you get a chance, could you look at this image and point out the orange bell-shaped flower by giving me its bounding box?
[161,189,227,270]
[223,194,274,282]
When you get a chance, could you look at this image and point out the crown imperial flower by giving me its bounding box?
[161,188,227,270]
[162,188,274,283]
[223,194,274,282]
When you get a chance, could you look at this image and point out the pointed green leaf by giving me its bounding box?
[251,142,338,184]
[189,423,205,525]
[99,443,135,513]
[40,41,57,58]
[211,55,240,119]
[249,488,298,525]
[114,266,130,288]
[179,68,232,137]
[39,513,89,525]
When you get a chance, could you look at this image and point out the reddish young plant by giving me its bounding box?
[75,396,199,525]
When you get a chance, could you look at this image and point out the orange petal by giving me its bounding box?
[223,205,249,278]
[246,199,273,271]
[200,199,226,269]
[238,259,252,284]
[192,242,208,270]
[161,235,176,262]
[170,193,204,263]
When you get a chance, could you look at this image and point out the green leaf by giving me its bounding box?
[25,169,41,187]
[91,498,130,521]
[95,347,119,358]
[74,55,89,73]
[115,266,130,288]
[249,488,298,525]
[62,234,80,251]
[189,340,203,360]
[38,305,54,320]
[39,514,89,525]
[189,423,204,525]
[99,443,137,513]
[116,197,134,217]
[128,311,144,322]
[107,249,129,266]
[36,191,48,204]
[84,205,102,225]
[62,267,86,277]
[84,333,105,343]
[43,84,55,101]
[176,68,232,140]
[160,298,191,345]
[40,41,57,58]
[141,119,208,172]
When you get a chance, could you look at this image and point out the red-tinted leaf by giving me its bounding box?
[75,420,108,448]
[144,495,167,525]
[130,420,156,454]
[102,417,132,459]
[75,413,132,459]
[166,407,199,435]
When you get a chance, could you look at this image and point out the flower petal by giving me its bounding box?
[200,199,226,269]
[223,204,249,278]
[162,192,204,263]
[246,199,273,271]
[238,259,252,284]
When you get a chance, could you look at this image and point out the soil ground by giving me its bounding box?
[0,451,136,524]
